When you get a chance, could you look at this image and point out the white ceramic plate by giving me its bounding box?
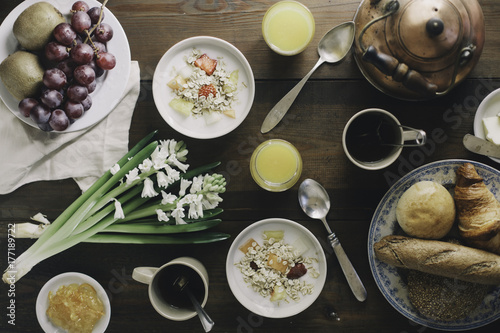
[473,87,500,163]
[0,0,131,132]
[226,218,327,318]
[36,272,111,333]
[368,160,500,331]
[152,36,255,139]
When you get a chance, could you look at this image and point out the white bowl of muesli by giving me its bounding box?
[152,36,255,139]
[226,218,327,318]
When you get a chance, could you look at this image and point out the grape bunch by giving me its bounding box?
[19,1,117,131]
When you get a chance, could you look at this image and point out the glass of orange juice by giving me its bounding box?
[250,139,303,192]
[262,1,315,56]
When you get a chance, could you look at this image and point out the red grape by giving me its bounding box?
[18,98,38,117]
[41,89,63,108]
[43,68,67,90]
[45,42,69,62]
[64,101,84,119]
[85,80,96,94]
[81,95,92,111]
[95,23,113,43]
[89,60,105,77]
[71,43,94,64]
[72,1,89,12]
[96,52,116,70]
[49,109,70,131]
[71,11,92,33]
[74,64,95,86]
[30,104,51,124]
[67,84,88,102]
[20,1,117,131]
[87,7,104,24]
[53,23,77,46]
[92,41,107,54]
[56,59,76,79]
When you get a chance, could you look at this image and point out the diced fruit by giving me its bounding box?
[203,110,222,125]
[178,66,193,80]
[194,54,217,76]
[263,230,284,241]
[267,253,288,274]
[292,238,309,256]
[198,84,217,98]
[286,263,307,279]
[223,70,239,93]
[167,75,186,91]
[270,285,287,302]
[223,109,236,119]
[239,238,260,254]
[169,98,194,116]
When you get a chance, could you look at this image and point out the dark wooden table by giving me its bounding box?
[1,0,500,332]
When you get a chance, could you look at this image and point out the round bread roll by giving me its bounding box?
[396,181,455,239]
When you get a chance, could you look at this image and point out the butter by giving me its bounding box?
[482,116,500,145]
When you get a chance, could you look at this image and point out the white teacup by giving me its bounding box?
[132,257,209,321]
[342,108,426,170]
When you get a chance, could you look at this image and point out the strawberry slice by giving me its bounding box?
[194,54,217,75]
[198,84,217,98]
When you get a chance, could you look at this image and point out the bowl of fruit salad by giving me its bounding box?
[226,218,327,318]
[152,36,255,139]
[0,0,131,132]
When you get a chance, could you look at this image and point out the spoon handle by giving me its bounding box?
[185,288,214,332]
[261,57,325,133]
[328,233,367,302]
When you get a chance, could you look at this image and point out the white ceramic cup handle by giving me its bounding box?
[132,266,158,285]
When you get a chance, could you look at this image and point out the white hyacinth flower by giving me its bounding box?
[161,191,177,205]
[141,177,159,198]
[112,199,125,219]
[179,178,192,196]
[125,167,141,185]
[155,209,169,222]
[139,158,154,172]
[172,206,186,225]
[110,163,120,175]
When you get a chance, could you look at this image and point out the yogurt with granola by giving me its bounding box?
[167,49,239,124]
[236,230,320,303]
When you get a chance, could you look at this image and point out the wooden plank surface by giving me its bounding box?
[1,0,500,332]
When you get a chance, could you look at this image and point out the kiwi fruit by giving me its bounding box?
[0,51,44,100]
[13,2,65,51]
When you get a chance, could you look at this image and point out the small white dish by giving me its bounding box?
[36,272,111,333]
[152,36,255,139]
[0,0,131,133]
[226,218,327,318]
[473,87,500,163]
[369,159,500,331]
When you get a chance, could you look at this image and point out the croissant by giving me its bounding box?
[454,163,500,254]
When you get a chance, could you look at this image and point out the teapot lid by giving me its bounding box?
[353,0,485,100]
[387,0,465,72]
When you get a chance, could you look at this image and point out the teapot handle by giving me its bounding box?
[362,45,438,97]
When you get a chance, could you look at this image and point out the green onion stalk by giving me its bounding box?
[3,132,228,284]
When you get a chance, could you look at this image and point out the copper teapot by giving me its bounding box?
[353,0,485,100]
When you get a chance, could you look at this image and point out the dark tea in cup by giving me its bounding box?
[132,257,209,321]
[342,108,426,170]
[344,112,401,162]
[155,264,205,309]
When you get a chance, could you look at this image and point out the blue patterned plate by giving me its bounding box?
[368,159,500,331]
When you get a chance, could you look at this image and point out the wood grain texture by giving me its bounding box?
[1,0,500,332]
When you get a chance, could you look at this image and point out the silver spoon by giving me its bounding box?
[298,178,367,302]
[261,21,355,133]
[174,275,214,332]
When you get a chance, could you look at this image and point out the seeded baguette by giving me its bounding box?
[374,235,500,285]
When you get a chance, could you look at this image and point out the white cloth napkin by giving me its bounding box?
[0,61,140,195]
